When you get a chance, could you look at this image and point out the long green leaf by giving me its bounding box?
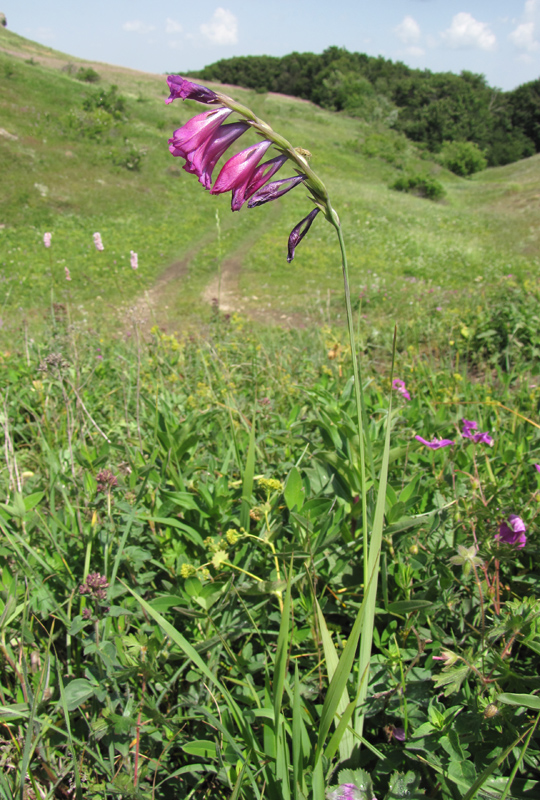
[354,330,396,741]
[315,598,355,762]
[240,413,256,531]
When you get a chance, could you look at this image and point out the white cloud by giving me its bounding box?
[525,0,539,19]
[405,46,425,58]
[166,18,183,34]
[441,12,496,51]
[122,20,156,34]
[200,8,238,45]
[510,21,540,51]
[395,16,421,45]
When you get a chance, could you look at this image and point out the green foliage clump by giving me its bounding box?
[109,139,147,171]
[82,84,126,119]
[439,140,487,176]
[390,172,445,200]
[358,131,410,166]
[75,66,100,83]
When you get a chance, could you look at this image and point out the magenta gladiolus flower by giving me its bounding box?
[182,120,249,189]
[415,435,455,450]
[93,232,104,251]
[211,140,273,211]
[287,207,320,262]
[248,174,306,208]
[496,514,527,549]
[43,232,51,248]
[392,378,411,401]
[169,107,233,160]
[130,251,138,270]
[166,75,220,105]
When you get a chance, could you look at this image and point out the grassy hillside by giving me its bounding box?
[1,26,540,346]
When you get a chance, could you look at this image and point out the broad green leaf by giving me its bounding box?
[63,678,95,710]
[498,692,540,710]
[284,467,304,511]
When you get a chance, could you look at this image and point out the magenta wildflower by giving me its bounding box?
[93,232,104,251]
[496,514,527,549]
[392,378,411,401]
[64,267,71,281]
[182,120,249,189]
[166,74,220,105]
[211,140,273,210]
[535,464,540,473]
[287,207,320,262]
[248,174,306,208]
[461,418,493,446]
[169,107,232,159]
[415,435,454,450]
[130,250,138,270]
[326,785,365,800]
[43,232,51,248]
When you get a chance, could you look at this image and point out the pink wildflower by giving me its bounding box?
[130,250,138,270]
[43,232,51,248]
[415,435,454,450]
[392,378,411,401]
[93,232,104,251]
[64,267,71,281]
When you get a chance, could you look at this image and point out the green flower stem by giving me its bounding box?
[330,215,369,577]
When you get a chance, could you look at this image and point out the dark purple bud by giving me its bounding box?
[248,174,306,208]
[287,207,320,262]
[166,75,220,105]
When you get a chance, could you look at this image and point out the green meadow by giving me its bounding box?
[0,26,540,800]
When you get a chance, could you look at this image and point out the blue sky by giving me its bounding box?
[3,1,540,91]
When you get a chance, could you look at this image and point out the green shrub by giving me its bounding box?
[82,84,126,119]
[358,131,409,166]
[439,139,487,176]
[76,66,100,83]
[110,140,147,171]
[390,172,445,200]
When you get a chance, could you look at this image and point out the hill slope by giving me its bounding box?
[1,27,539,339]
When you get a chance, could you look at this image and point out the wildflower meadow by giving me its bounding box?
[1,27,540,800]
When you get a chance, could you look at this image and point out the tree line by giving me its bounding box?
[187,47,540,167]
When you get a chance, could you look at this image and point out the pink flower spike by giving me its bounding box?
[392,378,411,401]
[169,107,232,160]
[64,267,71,281]
[211,140,273,210]
[184,120,249,189]
[93,232,104,251]
[535,464,540,473]
[415,435,455,450]
[43,232,51,248]
[130,251,138,269]
[166,75,220,105]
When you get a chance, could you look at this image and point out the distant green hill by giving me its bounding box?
[1,27,540,341]
[189,47,540,166]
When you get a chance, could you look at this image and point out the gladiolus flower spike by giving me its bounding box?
[166,74,340,260]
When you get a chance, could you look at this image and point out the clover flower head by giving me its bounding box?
[496,514,527,549]
[392,378,411,401]
[79,572,109,602]
[180,563,197,578]
[96,469,118,493]
[415,435,454,450]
